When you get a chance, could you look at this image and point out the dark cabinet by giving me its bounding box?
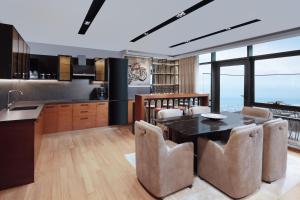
[0,23,30,79]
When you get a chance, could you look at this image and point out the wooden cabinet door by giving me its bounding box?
[34,112,43,164]
[128,100,134,124]
[58,55,71,81]
[57,104,73,132]
[95,59,106,81]
[96,102,108,127]
[43,105,58,134]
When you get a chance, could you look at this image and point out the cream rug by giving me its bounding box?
[124,153,300,200]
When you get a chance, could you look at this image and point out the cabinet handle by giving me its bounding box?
[80,111,88,113]
[98,103,105,105]
[46,106,55,108]
[80,117,88,120]
[80,104,88,106]
[61,105,70,107]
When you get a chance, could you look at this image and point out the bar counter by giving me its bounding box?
[134,93,209,122]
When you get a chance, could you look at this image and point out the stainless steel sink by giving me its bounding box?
[10,106,38,111]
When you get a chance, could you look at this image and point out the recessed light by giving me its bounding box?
[226,27,231,30]
[84,21,91,26]
[176,11,186,18]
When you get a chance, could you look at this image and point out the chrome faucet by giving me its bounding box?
[7,90,24,110]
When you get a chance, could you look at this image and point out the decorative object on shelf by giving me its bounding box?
[127,56,151,86]
[151,58,179,93]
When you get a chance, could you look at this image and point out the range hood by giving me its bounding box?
[72,55,95,78]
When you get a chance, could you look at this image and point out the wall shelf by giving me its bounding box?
[150,58,179,93]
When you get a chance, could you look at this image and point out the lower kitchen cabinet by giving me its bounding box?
[42,101,109,134]
[34,112,43,164]
[57,104,73,132]
[96,102,108,127]
[43,105,58,134]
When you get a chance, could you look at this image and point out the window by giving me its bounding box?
[196,64,211,95]
[216,47,246,61]
[255,56,300,106]
[198,53,211,63]
[254,36,300,55]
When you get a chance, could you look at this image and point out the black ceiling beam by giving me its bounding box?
[78,0,106,35]
[130,0,215,42]
[169,19,261,48]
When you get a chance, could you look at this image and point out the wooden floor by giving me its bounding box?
[0,126,299,200]
[0,126,153,200]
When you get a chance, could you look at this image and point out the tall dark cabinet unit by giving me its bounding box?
[0,23,30,79]
[107,58,128,125]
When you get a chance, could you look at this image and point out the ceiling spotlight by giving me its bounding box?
[144,32,149,36]
[84,21,91,26]
[226,27,231,30]
[176,11,186,18]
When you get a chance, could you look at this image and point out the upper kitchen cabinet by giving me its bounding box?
[0,23,30,79]
[58,55,72,81]
[95,58,107,81]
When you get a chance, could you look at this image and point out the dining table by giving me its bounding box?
[155,111,269,171]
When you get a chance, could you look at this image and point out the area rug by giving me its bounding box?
[124,153,300,200]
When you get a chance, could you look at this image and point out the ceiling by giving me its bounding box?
[1,0,300,56]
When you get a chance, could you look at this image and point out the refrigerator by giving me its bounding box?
[107,58,128,125]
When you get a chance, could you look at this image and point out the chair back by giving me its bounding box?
[262,119,288,182]
[134,121,168,189]
[189,106,210,115]
[157,108,183,119]
[241,106,273,119]
[225,124,263,194]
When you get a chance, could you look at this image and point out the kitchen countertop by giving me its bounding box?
[0,99,109,122]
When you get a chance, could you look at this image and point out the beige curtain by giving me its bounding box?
[179,56,197,93]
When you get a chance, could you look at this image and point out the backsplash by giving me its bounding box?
[0,80,150,110]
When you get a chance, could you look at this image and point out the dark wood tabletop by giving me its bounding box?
[156,112,268,139]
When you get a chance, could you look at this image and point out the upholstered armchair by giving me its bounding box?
[241,106,273,120]
[198,124,263,199]
[262,118,288,183]
[188,106,210,115]
[135,121,194,198]
[157,108,183,139]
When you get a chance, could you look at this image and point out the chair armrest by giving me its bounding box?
[166,142,194,169]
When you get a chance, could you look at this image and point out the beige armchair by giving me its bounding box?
[241,106,273,119]
[198,124,263,199]
[262,118,288,183]
[135,121,194,198]
[188,106,210,115]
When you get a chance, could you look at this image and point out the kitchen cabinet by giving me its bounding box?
[58,55,72,81]
[95,58,107,81]
[73,103,96,130]
[57,104,73,132]
[43,105,58,134]
[128,100,134,124]
[34,111,43,164]
[0,23,30,79]
[96,102,108,127]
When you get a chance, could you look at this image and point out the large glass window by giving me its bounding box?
[220,65,244,112]
[254,36,300,55]
[216,47,246,61]
[197,64,211,95]
[255,56,300,106]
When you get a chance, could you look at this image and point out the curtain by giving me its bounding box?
[179,56,198,93]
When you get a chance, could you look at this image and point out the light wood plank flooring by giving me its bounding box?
[0,126,300,200]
